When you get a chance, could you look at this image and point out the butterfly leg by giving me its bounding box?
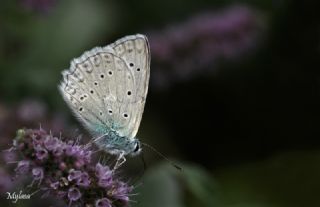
[113,151,126,170]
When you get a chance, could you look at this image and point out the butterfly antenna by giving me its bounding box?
[141,152,147,173]
[141,142,182,171]
[138,152,147,177]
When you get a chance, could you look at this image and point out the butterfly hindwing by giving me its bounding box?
[110,34,150,139]
[59,48,134,135]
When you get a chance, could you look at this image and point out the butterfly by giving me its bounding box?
[59,34,150,168]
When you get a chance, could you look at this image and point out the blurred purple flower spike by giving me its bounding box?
[148,5,265,89]
[20,0,57,14]
[17,99,47,122]
[10,128,133,207]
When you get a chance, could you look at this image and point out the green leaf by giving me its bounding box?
[181,164,219,207]
[134,164,184,207]
[134,162,219,207]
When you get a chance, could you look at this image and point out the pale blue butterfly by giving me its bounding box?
[59,34,150,168]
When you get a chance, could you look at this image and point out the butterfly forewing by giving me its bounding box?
[59,34,150,140]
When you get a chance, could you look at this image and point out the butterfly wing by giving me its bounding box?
[59,34,150,140]
[109,34,150,139]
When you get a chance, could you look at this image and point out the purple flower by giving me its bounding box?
[64,144,86,158]
[95,163,111,177]
[50,181,59,190]
[52,147,63,157]
[81,150,92,163]
[67,169,90,187]
[35,146,48,160]
[77,172,90,187]
[15,160,30,174]
[64,144,75,156]
[67,169,82,182]
[95,198,112,207]
[32,133,44,145]
[112,181,132,202]
[96,163,113,188]
[98,175,113,188]
[68,187,81,201]
[32,167,44,180]
[59,162,67,171]
[44,135,59,150]
[74,159,85,169]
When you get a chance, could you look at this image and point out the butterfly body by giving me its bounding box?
[59,34,149,158]
[92,123,140,155]
[95,129,141,156]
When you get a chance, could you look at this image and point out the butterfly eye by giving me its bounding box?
[133,142,140,153]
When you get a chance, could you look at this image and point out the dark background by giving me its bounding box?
[1,0,320,206]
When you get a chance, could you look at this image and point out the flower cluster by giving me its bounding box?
[11,128,132,207]
[0,99,72,195]
[148,5,265,89]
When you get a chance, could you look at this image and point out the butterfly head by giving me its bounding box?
[128,138,142,156]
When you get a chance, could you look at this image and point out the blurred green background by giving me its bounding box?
[1,0,320,206]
